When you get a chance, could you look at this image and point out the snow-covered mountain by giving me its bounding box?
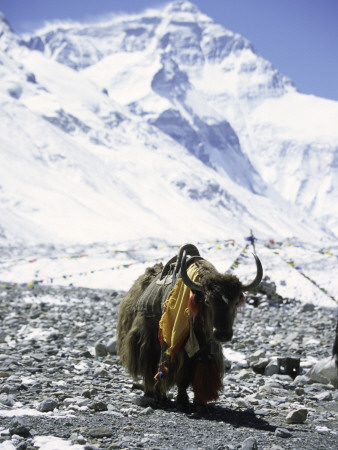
[0,1,337,247]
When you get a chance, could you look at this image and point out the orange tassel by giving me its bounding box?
[158,327,164,345]
[188,294,202,318]
[192,361,222,404]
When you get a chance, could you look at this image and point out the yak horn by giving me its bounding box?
[180,250,203,292]
[241,253,263,291]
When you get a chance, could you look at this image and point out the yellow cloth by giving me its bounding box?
[159,263,200,359]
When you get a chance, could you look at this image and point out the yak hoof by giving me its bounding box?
[176,391,190,413]
[193,400,209,415]
[176,400,191,413]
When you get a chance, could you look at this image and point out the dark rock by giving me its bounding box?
[251,358,269,374]
[95,342,108,357]
[89,401,108,412]
[9,417,31,438]
[39,397,58,412]
[88,427,113,438]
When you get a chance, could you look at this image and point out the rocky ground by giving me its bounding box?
[0,279,337,450]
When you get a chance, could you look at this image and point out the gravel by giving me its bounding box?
[0,279,337,449]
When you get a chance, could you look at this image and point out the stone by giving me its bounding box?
[106,337,117,355]
[139,406,154,415]
[286,408,308,424]
[275,428,293,438]
[292,375,309,386]
[0,393,15,406]
[132,395,156,407]
[240,437,258,449]
[88,427,113,438]
[247,349,266,364]
[295,387,305,396]
[0,371,10,378]
[89,400,108,412]
[251,358,269,374]
[16,441,28,450]
[314,391,333,401]
[264,359,279,376]
[39,397,58,412]
[95,342,108,357]
[93,367,109,377]
[306,357,338,387]
[9,418,31,438]
[80,350,93,358]
[237,369,253,380]
[300,303,316,312]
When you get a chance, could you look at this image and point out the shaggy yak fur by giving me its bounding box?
[117,246,262,410]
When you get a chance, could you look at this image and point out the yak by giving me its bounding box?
[117,243,263,411]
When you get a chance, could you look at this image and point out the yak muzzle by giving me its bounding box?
[213,328,233,342]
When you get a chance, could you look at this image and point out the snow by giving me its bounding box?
[0,411,84,450]
[0,435,85,450]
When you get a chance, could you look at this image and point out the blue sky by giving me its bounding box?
[1,0,337,101]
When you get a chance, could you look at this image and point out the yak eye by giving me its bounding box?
[221,295,229,305]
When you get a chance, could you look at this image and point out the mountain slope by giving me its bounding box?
[0,2,337,246]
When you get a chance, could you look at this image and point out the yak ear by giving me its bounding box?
[188,294,202,317]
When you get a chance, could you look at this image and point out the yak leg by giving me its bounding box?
[122,314,161,398]
[176,382,190,411]
[175,353,192,412]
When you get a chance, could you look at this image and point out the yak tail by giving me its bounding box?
[192,361,222,404]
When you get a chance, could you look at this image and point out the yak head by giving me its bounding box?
[180,249,263,343]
